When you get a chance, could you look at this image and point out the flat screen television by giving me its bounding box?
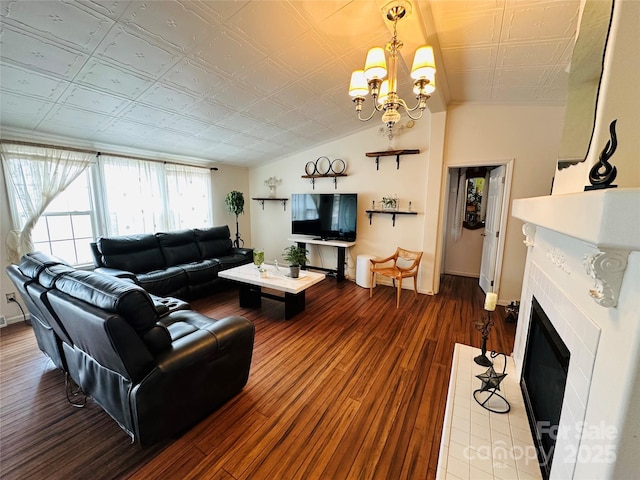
[291,193,357,241]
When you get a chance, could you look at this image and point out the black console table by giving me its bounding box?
[288,236,356,282]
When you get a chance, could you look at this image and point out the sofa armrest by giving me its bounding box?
[131,312,254,446]
[94,266,138,282]
[155,311,254,373]
[233,247,253,260]
[155,329,218,373]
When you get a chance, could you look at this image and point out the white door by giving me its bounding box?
[479,166,505,293]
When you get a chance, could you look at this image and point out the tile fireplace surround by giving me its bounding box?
[509,188,640,479]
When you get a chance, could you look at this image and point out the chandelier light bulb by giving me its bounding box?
[414,82,436,97]
[364,47,387,81]
[414,70,436,96]
[378,80,389,105]
[349,70,369,98]
[410,46,436,80]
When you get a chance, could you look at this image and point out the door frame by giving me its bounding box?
[437,159,514,300]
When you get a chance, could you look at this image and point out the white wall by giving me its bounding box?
[212,164,252,249]
[0,163,23,324]
[247,117,438,292]
[439,104,565,303]
[245,103,564,304]
[553,0,640,194]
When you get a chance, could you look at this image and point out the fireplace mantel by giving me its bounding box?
[512,188,640,308]
[510,187,640,479]
[512,188,640,251]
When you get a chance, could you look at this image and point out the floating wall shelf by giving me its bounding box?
[365,149,420,170]
[252,198,288,211]
[365,210,417,226]
[300,173,347,189]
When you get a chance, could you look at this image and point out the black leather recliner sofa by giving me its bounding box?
[90,225,253,299]
[6,252,70,371]
[6,252,255,447]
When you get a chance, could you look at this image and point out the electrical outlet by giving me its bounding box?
[5,292,16,303]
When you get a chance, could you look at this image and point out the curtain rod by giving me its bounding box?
[0,139,216,170]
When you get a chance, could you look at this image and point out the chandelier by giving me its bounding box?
[348,1,436,134]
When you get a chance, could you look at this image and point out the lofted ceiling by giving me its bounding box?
[0,0,581,168]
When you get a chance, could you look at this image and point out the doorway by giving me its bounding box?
[441,160,513,297]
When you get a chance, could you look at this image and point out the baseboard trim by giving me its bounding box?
[0,313,30,327]
[442,270,480,278]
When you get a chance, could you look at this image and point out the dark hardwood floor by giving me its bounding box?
[0,275,515,480]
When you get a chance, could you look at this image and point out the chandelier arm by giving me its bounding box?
[357,105,381,122]
[407,110,424,120]
[404,108,425,121]
[399,97,428,113]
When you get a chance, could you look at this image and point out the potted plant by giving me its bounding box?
[283,244,309,278]
[225,191,245,247]
[381,195,398,210]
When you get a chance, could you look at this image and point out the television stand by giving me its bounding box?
[288,236,356,282]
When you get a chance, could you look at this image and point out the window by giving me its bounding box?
[99,156,166,235]
[99,156,212,236]
[3,145,214,266]
[31,170,95,265]
[1,143,95,264]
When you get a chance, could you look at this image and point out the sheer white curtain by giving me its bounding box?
[165,163,212,230]
[98,156,212,236]
[1,143,94,263]
[451,168,467,242]
[98,155,165,236]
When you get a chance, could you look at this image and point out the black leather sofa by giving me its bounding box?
[6,252,255,447]
[6,252,69,371]
[90,225,253,299]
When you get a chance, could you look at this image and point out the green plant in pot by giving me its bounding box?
[225,191,245,247]
[283,244,309,278]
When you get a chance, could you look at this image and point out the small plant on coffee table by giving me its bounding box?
[283,245,309,278]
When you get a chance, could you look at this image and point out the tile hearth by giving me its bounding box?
[437,344,542,480]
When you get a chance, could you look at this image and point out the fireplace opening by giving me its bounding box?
[521,297,570,479]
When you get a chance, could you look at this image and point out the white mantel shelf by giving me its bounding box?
[511,188,640,251]
[513,188,639,309]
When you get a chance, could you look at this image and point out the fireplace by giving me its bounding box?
[521,297,570,479]
[511,188,640,479]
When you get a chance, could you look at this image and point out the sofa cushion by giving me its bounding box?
[194,226,233,259]
[218,253,253,270]
[149,294,190,317]
[97,234,165,274]
[136,266,188,298]
[18,252,68,280]
[179,259,220,284]
[38,264,76,289]
[156,230,202,267]
[53,270,160,336]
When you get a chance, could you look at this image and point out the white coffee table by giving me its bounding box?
[219,263,325,319]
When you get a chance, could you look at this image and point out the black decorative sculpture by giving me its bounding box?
[473,312,495,367]
[585,119,618,191]
[473,352,511,414]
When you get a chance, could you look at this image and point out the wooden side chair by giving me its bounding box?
[369,247,423,308]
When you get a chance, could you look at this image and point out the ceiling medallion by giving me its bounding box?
[348,0,436,138]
